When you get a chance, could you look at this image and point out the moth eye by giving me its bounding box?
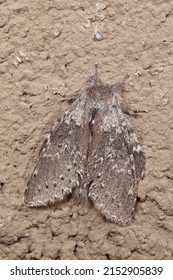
[67,167,71,172]
[45,184,49,189]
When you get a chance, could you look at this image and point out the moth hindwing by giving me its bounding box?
[24,66,145,226]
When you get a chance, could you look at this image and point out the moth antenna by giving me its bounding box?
[87,64,99,85]
[112,74,130,94]
[93,63,98,79]
[119,74,130,86]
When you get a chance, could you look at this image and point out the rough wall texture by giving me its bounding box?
[0,0,173,259]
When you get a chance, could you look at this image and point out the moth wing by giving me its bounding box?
[24,97,89,207]
[87,103,145,226]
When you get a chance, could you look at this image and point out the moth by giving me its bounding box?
[24,65,145,226]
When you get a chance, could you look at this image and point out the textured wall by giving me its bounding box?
[0,0,173,259]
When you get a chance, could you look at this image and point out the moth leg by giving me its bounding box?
[122,104,147,116]
[56,91,81,103]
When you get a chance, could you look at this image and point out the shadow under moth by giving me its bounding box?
[24,65,145,226]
